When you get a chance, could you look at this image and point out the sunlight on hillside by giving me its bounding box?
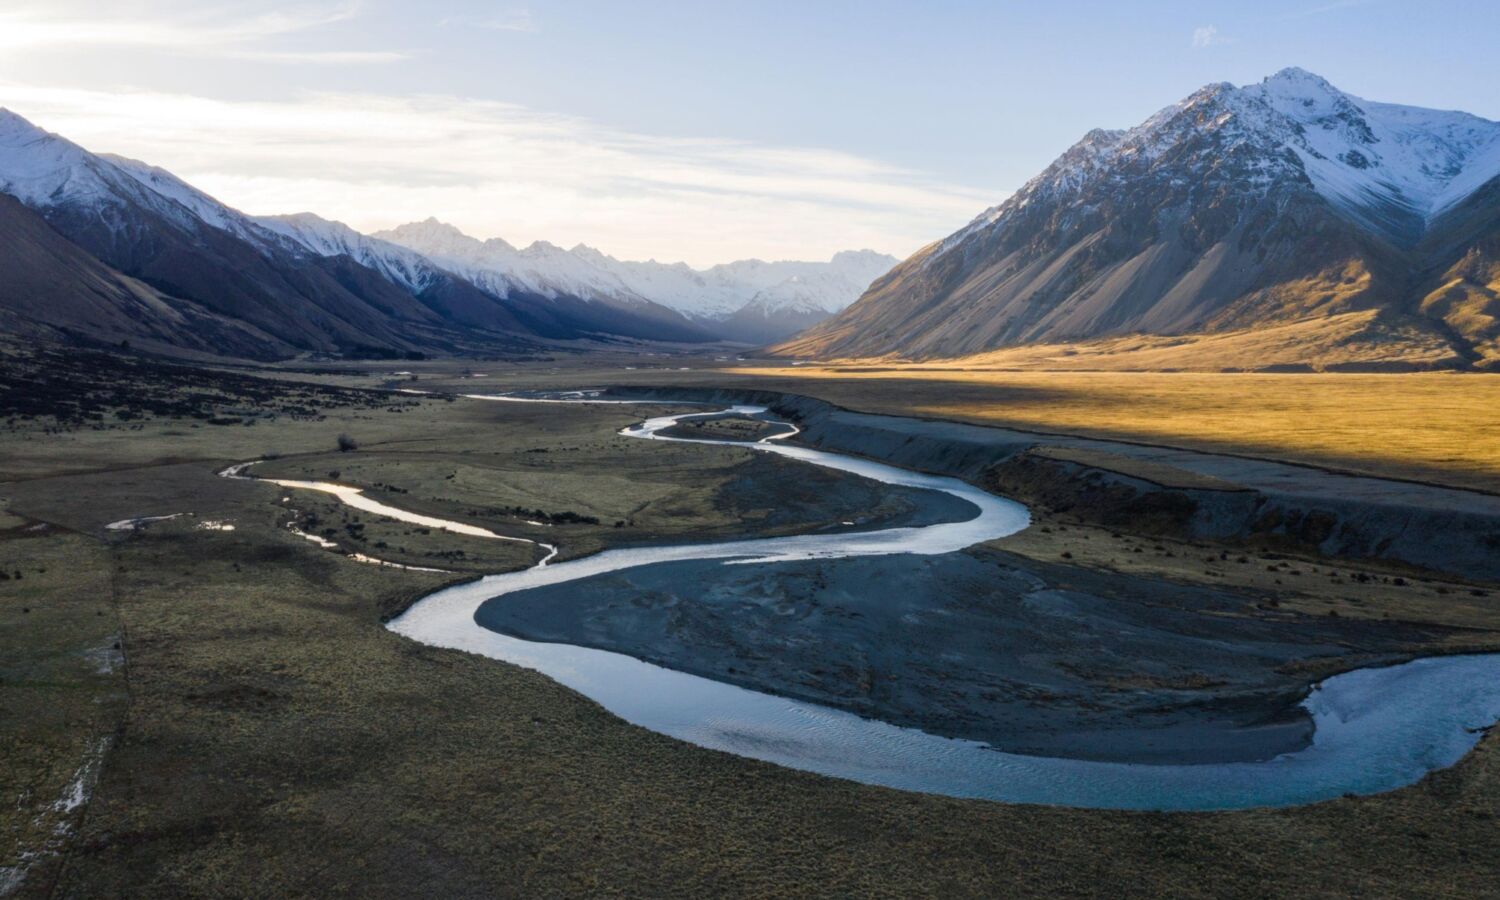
[737,368,1500,493]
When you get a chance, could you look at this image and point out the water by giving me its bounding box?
[373,398,1500,810]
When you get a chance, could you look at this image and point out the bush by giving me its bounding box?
[337,433,358,452]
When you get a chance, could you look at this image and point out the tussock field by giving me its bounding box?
[4,351,1499,896]
[733,367,1500,494]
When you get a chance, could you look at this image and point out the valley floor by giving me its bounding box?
[2,349,1498,896]
[471,357,1500,495]
[740,368,1500,494]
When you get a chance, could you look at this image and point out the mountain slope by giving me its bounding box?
[0,109,467,357]
[0,191,289,357]
[776,69,1500,367]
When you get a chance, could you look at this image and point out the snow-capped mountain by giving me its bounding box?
[0,108,296,256]
[778,69,1500,367]
[0,108,724,356]
[585,248,898,324]
[0,107,462,356]
[377,219,896,341]
[257,212,445,295]
[0,106,890,352]
[373,218,647,305]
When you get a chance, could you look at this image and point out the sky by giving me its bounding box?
[2,0,1497,266]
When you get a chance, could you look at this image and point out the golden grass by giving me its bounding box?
[734,368,1500,493]
[789,310,1463,371]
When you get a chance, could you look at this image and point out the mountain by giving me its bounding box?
[377,220,897,342]
[0,110,721,358]
[365,219,715,343]
[775,69,1500,369]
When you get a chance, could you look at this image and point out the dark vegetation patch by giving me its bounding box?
[0,342,420,429]
[983,450,1204,536]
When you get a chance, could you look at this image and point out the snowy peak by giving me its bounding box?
[985,69,1500,246]
[0,108,293,251]
[1255,66,1346,113]
[0,108,126,209]
[375,217,491,257]
[258,212,442,293]
[1243,69,1500,225]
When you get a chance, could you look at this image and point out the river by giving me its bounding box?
[237,395,1500,810]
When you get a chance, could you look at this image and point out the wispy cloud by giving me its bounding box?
[435,7,537,33]
[1190,25,1229,48]
[1278,0,1375,19]
[0,83,993,265]
[223,49,410,65]
[473,8,538,33]
[0,3,408,65]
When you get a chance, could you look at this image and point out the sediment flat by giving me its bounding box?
[477,546,1449,765]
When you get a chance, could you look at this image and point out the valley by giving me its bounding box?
[3,350,1499,895]
[4,21,1500,895]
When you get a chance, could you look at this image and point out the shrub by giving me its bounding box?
[337,433,358,452]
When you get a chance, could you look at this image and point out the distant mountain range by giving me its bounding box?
[0,108,893,359]
[366,219,895,344]
[777,68,1500,370]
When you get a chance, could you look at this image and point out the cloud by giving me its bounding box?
[436,8,537,33]
[0,83,995,265]
[1190,25,1228,48]
[1278,0,1374,19]
[0,2,407,65]
[224,49,411,65]
[480,9,538,32]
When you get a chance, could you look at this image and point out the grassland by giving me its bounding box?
[771,309,1470,373]
[0,519,123,895]
[291,352,1500,496]
[728,367,1500,494]
[3,349,1499,896]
